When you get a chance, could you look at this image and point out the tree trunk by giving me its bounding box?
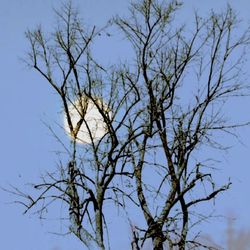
[95,207,105,250]
[179,244,185,250]
[96,190,105,250]
[152,236,164,250]
[151,223,165,250]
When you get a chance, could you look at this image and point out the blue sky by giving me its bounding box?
[1,1,250,249]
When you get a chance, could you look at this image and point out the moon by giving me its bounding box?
[64,97,110,144]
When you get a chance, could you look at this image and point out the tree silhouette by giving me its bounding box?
[114,1,250,249]
[10,0,250,249]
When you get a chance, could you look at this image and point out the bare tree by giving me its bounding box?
[114,0,250,249]
[197,216,250,249]
[14,2,142,250]
[8,0,250,250]
[226,217,250,250]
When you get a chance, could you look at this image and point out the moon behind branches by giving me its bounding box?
[64,97,111,144]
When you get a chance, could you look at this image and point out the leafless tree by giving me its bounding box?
[13,2,142,250]
[114,0,250,249]
[226,218,250,250]
[8,0,250,250]
[197,216,250,249]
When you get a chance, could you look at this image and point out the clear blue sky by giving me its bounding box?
[1,1,250,249]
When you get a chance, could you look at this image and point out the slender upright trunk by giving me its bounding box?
[151,222,165,250]
[152,236,164,250]
[178,243,185,250]
[96,190,105,250]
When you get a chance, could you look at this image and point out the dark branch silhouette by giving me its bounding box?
[7,1,250,249]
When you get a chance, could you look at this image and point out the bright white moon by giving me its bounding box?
[64,97,110,144]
